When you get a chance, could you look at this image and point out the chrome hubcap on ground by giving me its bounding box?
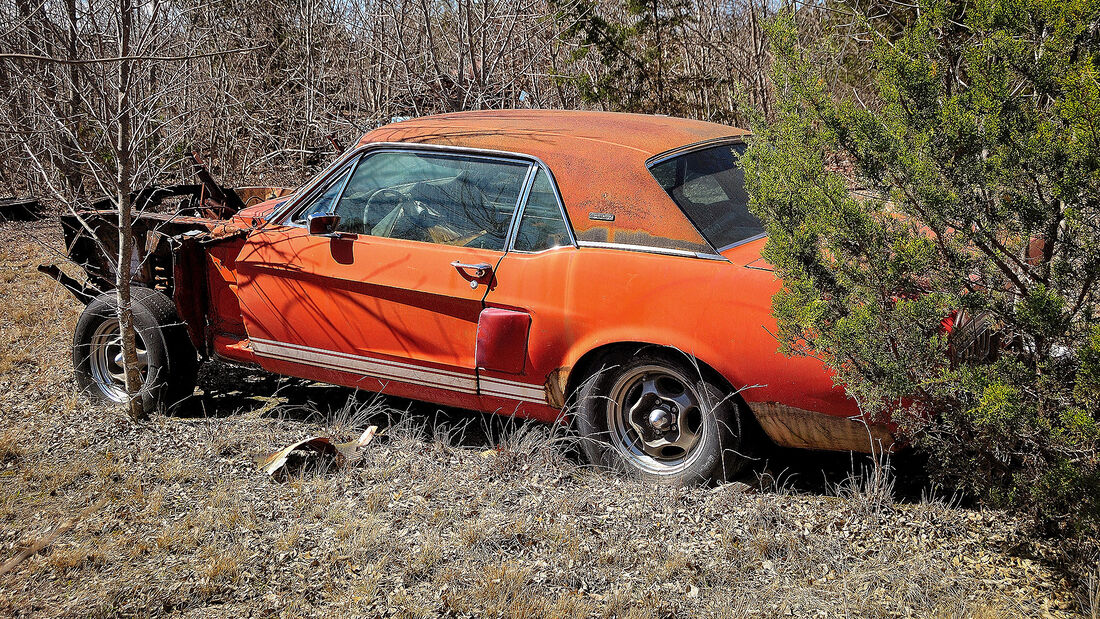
[606,365,707,474]
[89,320,148,402]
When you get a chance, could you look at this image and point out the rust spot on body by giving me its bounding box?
[545,367,571,409]
[749,403,895,453]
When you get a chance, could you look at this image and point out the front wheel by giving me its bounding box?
[73,287,198,414]
[573,349,752,484]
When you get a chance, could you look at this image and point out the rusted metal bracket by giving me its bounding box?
[190,151,245,218]
[36,264,98,305]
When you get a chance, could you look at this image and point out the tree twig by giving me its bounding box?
[0,496,109,577]
[0,46,264,65]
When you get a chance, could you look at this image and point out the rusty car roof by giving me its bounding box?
[358,110,747,160]
[359,110,749,256]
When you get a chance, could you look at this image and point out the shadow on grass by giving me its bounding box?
[753,444,935,504]
[180,360,937,502]
[180,360,547,453]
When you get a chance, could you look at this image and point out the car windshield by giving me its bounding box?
[649,143,764,251]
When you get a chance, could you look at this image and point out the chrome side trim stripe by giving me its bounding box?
[576,240,726,261]
[250,338,547,403]
[252,338,477,393]
[254,338,471,379]
[480,376,546,402]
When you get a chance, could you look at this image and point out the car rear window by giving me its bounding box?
[649,143,764,251]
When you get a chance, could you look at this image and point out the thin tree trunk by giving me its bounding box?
[61,0,84,199]
[115,0,144,420]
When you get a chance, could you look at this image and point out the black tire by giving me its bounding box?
[573,349,751,484]
[73,287,198,414]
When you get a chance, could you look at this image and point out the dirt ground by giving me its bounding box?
[0,221,1090,617]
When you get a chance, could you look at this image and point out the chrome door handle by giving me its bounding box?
[451,261,493,289]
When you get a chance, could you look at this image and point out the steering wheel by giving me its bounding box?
[365,188,414,228]
[366,188,443,242]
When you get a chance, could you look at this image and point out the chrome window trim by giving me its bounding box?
[272,143,541,224]
[645,135,747,169]
[310,148,534,250]
[506,243,575,257]
[716,232,767,252]
[504,165,538,252]
[322,162,358,220]
[505,166,578,254]
[273,140,757,261]
[645,137,760,259]
[325,148,536,249]
[500,163,539,249]
[277,152,365,228]
[282,158,357,227]
[280,146,534,225]
[575,241,725,261]
[271,143,578,253]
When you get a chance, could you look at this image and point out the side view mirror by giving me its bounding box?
[308,213,340,235]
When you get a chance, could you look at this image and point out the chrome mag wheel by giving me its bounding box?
[605,364,708,475]
[88,319,148,402]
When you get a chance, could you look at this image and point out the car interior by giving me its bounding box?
[512,171,571,252]
[289,150,570,252]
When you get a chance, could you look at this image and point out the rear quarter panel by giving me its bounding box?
[486,242,859,421]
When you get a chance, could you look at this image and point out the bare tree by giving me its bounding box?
[0,0,243,418]
[5,0,805,196]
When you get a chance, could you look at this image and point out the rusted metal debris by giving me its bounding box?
[38,145,292,316]
[257,426,378,478]
[36,264,99,305]
[0,197,43,222]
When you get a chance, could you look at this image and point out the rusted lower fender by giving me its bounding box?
[750,403,897,453]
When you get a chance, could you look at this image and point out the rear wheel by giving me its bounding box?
[86,317,149,402]
[574,349,751,484]
[73,287,198,413]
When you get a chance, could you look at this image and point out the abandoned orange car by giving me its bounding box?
[51,110,890,483]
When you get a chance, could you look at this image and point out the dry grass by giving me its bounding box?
[0,430,25,465]
[0,221,1090,617]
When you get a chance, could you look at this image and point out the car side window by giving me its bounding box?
[513,169,571,252]
[331,150,530,250]
[290,163,354,224]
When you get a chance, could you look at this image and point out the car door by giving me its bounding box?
[234,147,534,407]
[476,167,578,420]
